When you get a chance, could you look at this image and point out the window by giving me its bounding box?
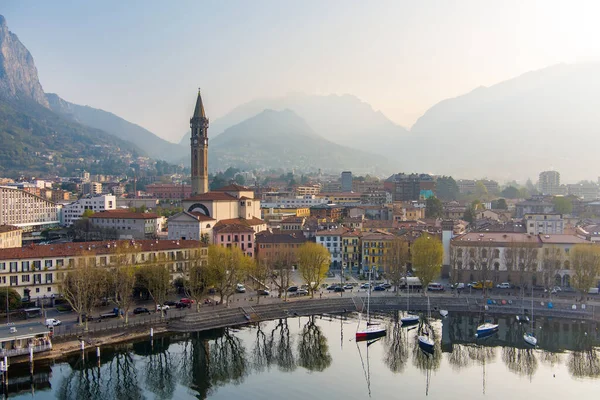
[45,260,52,268]
[493,249,500,258]
[9,276,17,286]
[45,273,53,283]
[36,288,40,293]
[21,275,30,283]
[9,262,16,272]
[56,259,64,268]
[47,287,52,292]
[0,263,4,271]
[33,260,41,270]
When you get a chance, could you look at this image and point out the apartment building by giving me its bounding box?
[61,194,116,226]
[523,213,564,235]
[0,226,22,249]
[316,227,349,269]
[89,210,161,239]
[0,186,61,232]
[255,232,307,266]
[0,240,207,300]
[146,183,192,200]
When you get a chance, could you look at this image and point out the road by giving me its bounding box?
[6,271,595,330]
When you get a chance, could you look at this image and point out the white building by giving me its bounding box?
[316,227,349,269]
[167,211,215,241]
[61,194,116,226]
[261,195,328,209]
[523,213,564,235]
[0,186,61,232]
[89,210,161,239]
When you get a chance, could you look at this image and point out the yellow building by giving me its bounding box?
[0,226,22,249]
[361,231,394,274]
[319,192,362,204]
[261,207,310,218]
[341,230,362,273]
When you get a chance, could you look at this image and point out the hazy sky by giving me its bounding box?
[3,0,600,143]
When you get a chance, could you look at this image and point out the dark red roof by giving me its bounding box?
[215,217,266,228]
[188,212,216,221]
[91,211,159,219]
[213,183,250,192]
[213,224,255,234]
[255,232,307,244]
[0,240,206,261]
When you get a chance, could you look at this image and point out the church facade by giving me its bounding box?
[168,90,265,244]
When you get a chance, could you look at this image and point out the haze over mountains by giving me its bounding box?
[1,13,599,181]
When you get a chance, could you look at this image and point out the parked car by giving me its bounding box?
[343,284,354,290]
[360,283,370,289]
[532,285,546,291]
[164,300,177,306]
[427,283,444,291]
[78,314,93,323]
[180,298,195,305]
[326,285,338,291]
[473,281,493,290]
[287,286,299,292]
[373,285,386,291]
[45,318,61,327]
[236,284,246,293]
[467,282,478,288]
[454,283,465,290]
[156,304,170,311]
[257,289,270,296]
[176,302,191,309]
[382,283,392,289]
[333,287,345,293]
[133,307,150,315]
[296,289,309,296]
[496,282,512,289]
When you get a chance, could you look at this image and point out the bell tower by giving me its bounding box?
[190,89,209,195]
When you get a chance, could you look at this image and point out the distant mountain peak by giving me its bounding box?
[0,14,48,108]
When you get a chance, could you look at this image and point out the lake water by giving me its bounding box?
[4,312,600,399]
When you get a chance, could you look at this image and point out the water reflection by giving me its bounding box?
[2,313,600,398]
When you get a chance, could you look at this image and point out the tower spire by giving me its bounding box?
[193,88,206,119]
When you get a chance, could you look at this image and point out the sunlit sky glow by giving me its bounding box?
[3,0,600,142]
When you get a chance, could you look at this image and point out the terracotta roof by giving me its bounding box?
[538,234,588,244]
[362,231,394,241]
[0,225,21,233]
[91,211,159,219]
[281,216,305,224]
[363,220,398,229]
[316,227,350,236]
[184,192,238,201]
[213,183,250,192]
[188,212,216,222]
[214,217,266,228]
[0,240,206,261]
[213,224,255,234]
[452,232,541,246]
[341,230,362,237]
[256,232,307,244]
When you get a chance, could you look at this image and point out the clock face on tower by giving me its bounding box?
[193,138,198,145]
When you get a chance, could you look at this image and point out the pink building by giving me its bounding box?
[213,224,255,258]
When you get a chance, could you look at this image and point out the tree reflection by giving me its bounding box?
[447,344,471,370]
[144,336,176,399]
[568,349,600,378]
[383,312,408,373]
[270,318,296,372]
[180,332,212,399]
[252,322,273,372]
[209,328,248,386]
[466,344,496,365]
[297,316,332,372]
[501,347,538,378]
[56,358,103,400]
[539,350,562,368]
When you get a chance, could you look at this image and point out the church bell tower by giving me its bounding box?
[190,89,209,195]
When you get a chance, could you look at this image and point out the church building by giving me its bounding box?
[168,90,266,243]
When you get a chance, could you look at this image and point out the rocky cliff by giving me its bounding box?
[0,15,49,107]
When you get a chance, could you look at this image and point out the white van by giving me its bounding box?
[45,318,61,327]
[588,287,599,294]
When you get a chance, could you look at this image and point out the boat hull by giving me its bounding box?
[523,333,537,346]
[356,327,387,342]
[439,310,448,317]
[418,336,435,354]
[475,323,499,338]
[401,315,420,326]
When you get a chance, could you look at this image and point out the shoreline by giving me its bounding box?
[6,293,600,366]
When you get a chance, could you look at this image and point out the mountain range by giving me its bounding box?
[2,13,599,181]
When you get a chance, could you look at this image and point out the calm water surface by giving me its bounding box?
[4,312,600,399]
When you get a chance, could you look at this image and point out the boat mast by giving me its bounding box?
[367,267,372,324]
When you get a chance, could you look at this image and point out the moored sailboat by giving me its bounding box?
[401,279,419,326]
[418,296,435,353]
[523,286,537,346]
[356,267,386,341]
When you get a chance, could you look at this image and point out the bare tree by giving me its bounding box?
[184,249,213,312]
[109,242,140,324]
[268,252,294,301]
[571,244,600,301]
[541,244,563,294]
[207,245,252,306]
[137,263,171,317]
[385,236,410,295]
[60,251,108,330]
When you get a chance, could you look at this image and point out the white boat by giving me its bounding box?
[475,322,498,337]
[523,286,537,346]
[356,267,386,341]
[418,297,435,354]
[401,280,420,326]
[439,309,448,318]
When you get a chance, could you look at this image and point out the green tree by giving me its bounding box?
[297,243,331,298]
[571,244,600,301]
[0,289,21,311]
[491,198,508,210]
[463,206,476,224]
[501,186,520,199]
[411,235,443,292]
[435,176,459,201]
[81,209,95,218]
[475,181,488,199]
[553,196,573,215]
[206,245,252,306]
[425,197,444,218]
